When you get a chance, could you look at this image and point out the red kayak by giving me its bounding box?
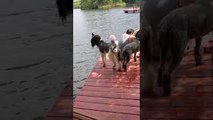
[123,8,140,13]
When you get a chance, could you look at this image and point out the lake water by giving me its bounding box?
[73,8,139,98]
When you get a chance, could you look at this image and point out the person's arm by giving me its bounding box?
[128,35,136,43]
[133,29,140,36]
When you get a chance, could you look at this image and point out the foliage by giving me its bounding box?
[125,0,140,3]
[80,0,127,9]
[74,0,81,9]
[80,0,98,9]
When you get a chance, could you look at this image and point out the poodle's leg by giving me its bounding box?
[117,51,122,71]
[134,52,137,62]
[210,43,213,65]
[108,51,116,68]
[194,37,203,65]
[118,61,122,71]
[101,52,106,67]
[123,52,131,72]
[212,51,213,65]
[158,46,169,87]
[114,53,120,69]
[112,54,117,68]
[163,51,185,96]
[103,52,107,67]
[162,30,188,96]
[122,52,127,72]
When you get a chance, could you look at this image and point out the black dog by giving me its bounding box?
[157,0,213,96]
[56,0,72,21]
[122,39,140,72]
[91,33,110,67]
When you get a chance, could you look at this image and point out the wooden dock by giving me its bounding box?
[44,84,72,120]
[73,55,140,120]
[44,51,212,120]
[141,52,213,119]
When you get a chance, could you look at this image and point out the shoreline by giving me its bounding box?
[74,1,140,10]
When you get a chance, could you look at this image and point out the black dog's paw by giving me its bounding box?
[196,61,203,66]
[123,67,127,72]
[163,90,171,97]
[162,75,171,96]
[112,67,116,70]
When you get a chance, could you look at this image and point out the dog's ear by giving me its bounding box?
[92,33,94,37]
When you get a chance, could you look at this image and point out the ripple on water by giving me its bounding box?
[74,60,88,64]
[74,78,87,83]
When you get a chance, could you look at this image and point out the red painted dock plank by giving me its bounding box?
[44,84,72,120]
[78,91,139,100]
[84,82,139,88]
[141,52,213,120]
[85,78,140,84]
[80,86,139,93]
[75,96,139,107]
[74,108,140,120]
[74,102,139,115]
[74,55,140,119]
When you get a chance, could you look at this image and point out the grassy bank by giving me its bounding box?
[74,0,81,9]
[74,0,127,10]
[98,2,126,9]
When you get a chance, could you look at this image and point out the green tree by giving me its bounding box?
[80,0,98,9]
[113,0,123,3]
[80,0,125,9]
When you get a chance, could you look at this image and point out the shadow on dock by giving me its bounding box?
[141,52,213,119]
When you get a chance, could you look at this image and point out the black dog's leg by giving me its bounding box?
[123,52,131,72]
[194,37,203,65]
[127,53,131,64]
[212,51,213,65]
[104,53,107,67]
[163,56,183,96]
[162,74,171,96]
[163,30,187,96]
[158,67,163,87]
[157,46,169,87]
[122,52,126,72]
[134,52,137,62]
[122,61,126,72]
